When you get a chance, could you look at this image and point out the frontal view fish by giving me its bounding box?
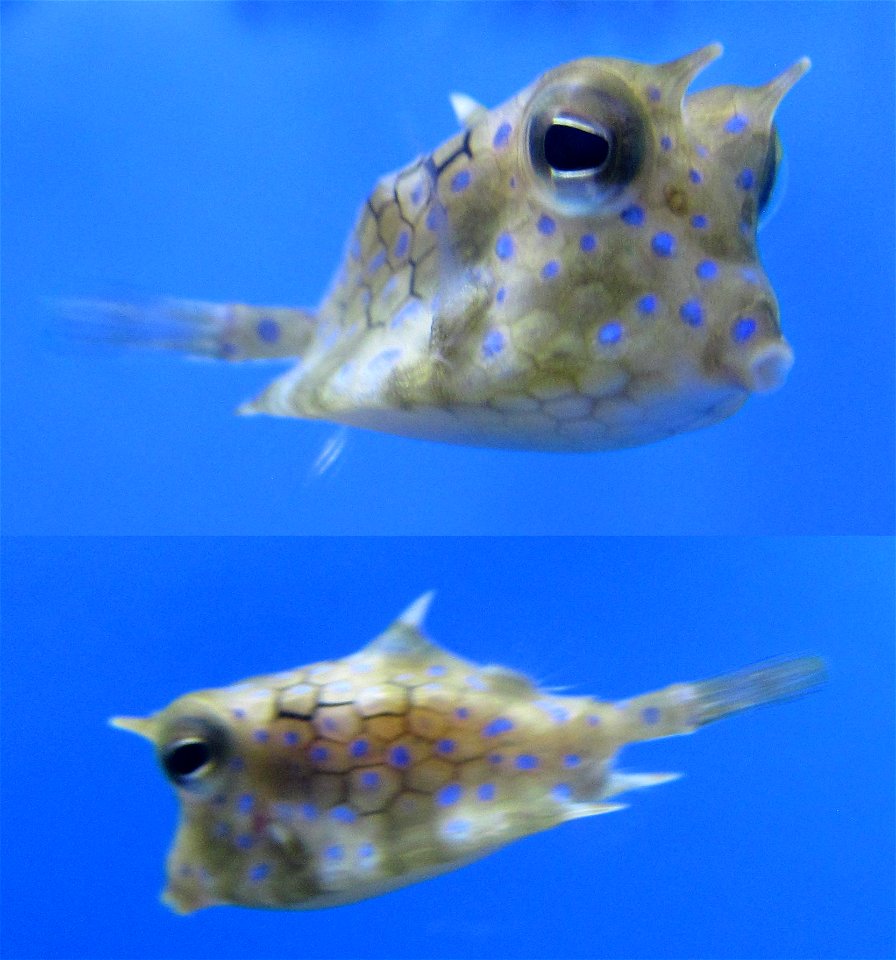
[113,594,824,912]
[72,44,810,451]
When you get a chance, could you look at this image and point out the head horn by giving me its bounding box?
[659,43,724,101]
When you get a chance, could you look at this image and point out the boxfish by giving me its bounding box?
[66,44,810,451]
[113,593,825,912]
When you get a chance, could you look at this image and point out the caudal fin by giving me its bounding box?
[53,294,316,361]
[618,655,826,744]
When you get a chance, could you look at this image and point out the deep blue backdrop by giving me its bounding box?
[2,1,894,535]
[1,536,894,960]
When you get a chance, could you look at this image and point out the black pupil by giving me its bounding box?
[544,122,610,172]
[164,740,211,779]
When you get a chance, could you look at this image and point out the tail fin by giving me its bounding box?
[53,294,316,361]
[618,656,826,744]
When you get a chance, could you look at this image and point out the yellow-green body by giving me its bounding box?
[113,594,824,912]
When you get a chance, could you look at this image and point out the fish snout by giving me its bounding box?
[709,297,793,394]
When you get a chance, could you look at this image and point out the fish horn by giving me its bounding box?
[743,57,812,123]
[109,715,158,741]
[659,42,724,101]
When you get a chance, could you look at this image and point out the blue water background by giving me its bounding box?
[2,1,894,535]
[1,536,893,960]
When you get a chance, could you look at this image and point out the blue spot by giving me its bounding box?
[390,745,411,768]
[725,113,749,134]
[256,318,281,344]
[350,739,369,758]
[637,294,658,315]
[551,783,573,802]
[493,122,512,149]
[660,135,672,151]
[436,783,463,807]
[579,233,597,253]
[394,231,410,258]
[696,144,710,158]
[495,286,507,304]
[310,745,329,763]
[443,817,472,840]
[359,842,375,859]
[325,845,344,862]
[331,805,357,824]
[428,664,447,677]
[737,168,755,190]
[482,716,514,737]
[232,708,246,720]
[451,169,472,193]
[696,260,718,281]
[301,803,318,821]
[253,729,269,744]
[651,232,676,257]
[537,214,556,236]
[455,707,470,719]
[488,753,503,765]
[541,260,560,280]
[360,770,381,789]
[587,714,600,727]
[283,730,298,746]
[598,322,623,346]
[689,169,703,184]
[237,793,254,814]
[437,739,456,755]
[564,754,581,768]
[679,299,704,327]
[249,863,270,883]
[732,317,757,343]
[477,783,496,801]
[236,834,253,850]
[229,757,245,772]
[367,249,386,273]
[495,232,514,260]
[466,675,487,690]
[620,205,645,227]
[691,214,708,229]
[482,329,506,359]
[642,706,661,725]
[516,754,539,770]
[410,184,424,205]
[741,268,760,285]
[426,206,447,232]
[647,85,661,102]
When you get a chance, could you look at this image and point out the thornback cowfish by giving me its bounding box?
[112,593,825,912]
[67,44,810,451]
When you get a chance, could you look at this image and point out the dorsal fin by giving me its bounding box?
[363,592,442,660]
[479,664,538,698]
[449,92,487,129]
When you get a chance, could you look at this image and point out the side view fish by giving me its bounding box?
[66,44,810,451]
[112,593,825,913]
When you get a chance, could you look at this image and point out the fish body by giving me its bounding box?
[113,594,825,912]
[72,44,810,450]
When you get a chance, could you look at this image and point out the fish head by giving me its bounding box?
[441,44,810,447]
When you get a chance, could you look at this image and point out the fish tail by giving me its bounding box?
[616,655,826,744]
[52,294,317,361]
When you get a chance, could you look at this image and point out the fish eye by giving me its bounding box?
[526,82,645,213]
[159,717,230,788]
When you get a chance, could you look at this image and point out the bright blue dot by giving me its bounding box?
[237,793,254,814]
[310,746,329,763]
[390,745,411,768]
[249,863,270,883]
[283,730,298,746]
[359,842,375,859]
[493,122,512,149]
[551,783,573,802]
[360,770,380,789]
[451,169,471,193]
[651,232,676,257]
[737,168,755,190]
[637,294,658,315]
[537,214,556,236]
[691,214,708,229]
[495,286,507,304]
[660,135,672,151]
[236,834,253,850]
[495,232,514,260]
[477,783,496,801]
[725,113,749,134]
[620,205,645,227]
[455,707,470,719]
[642,706,661,725]
[410,184,424,206]
[437,739,456,755]
[325,845,344,861]
[516,754,539,770]
[482,329,505,359]
[256,318,281,344]
[563,754,581,768]
[579,233,597,252]
[437,783,463,807]
[732,317,757,343]
[350,739,369,758]
[598,322,623,346]
[689,169,703,184]
[541,260,560,280]
[301,803,318,821]
[482,716,514,737]
[394,231,410,258]
[331,805,357,824]
[679,299,704,327]
[696,260,718,281]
